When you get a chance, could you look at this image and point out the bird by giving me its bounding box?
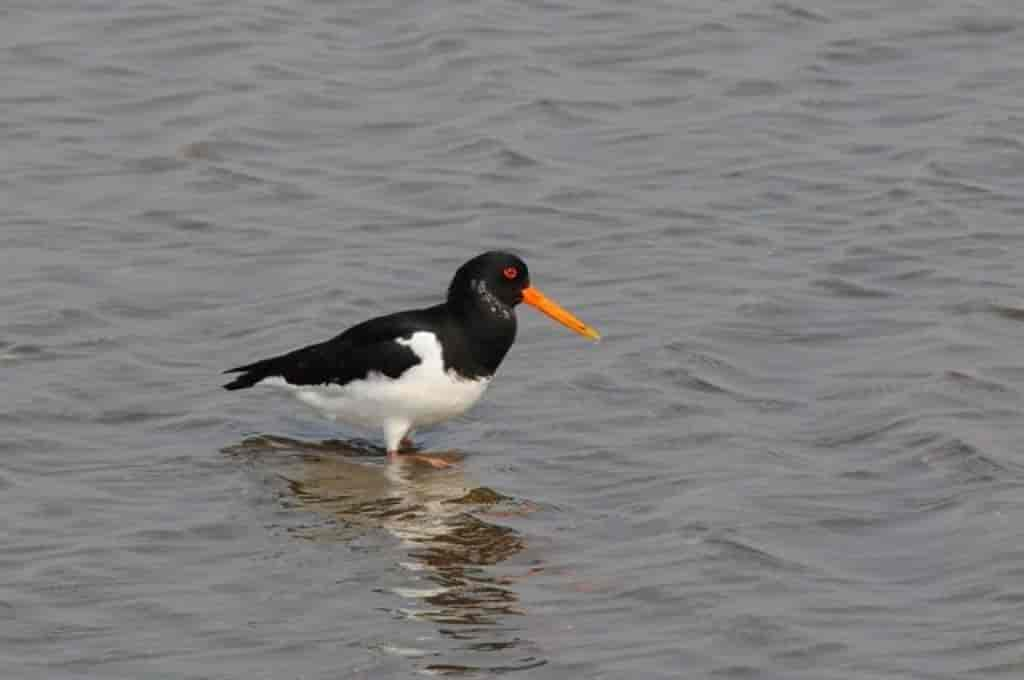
[222,251,600,467]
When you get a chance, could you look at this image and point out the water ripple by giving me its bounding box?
[5,0,1024,677]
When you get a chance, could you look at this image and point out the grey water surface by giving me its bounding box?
[5,1,1024,678]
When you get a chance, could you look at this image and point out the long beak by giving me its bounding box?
[521,286,601,341]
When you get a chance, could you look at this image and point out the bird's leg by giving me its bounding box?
[384,423,454,468]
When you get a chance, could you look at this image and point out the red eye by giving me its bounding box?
[503,266,518,280]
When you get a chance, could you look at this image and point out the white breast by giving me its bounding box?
[261,331,490,432]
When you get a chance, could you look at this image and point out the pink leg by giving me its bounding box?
[384,424,456,468]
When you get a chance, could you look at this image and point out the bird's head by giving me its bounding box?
[448,251,600,340]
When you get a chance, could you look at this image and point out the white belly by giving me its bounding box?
[260,331,490,432]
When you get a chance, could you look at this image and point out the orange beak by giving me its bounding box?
[521,286,601,341]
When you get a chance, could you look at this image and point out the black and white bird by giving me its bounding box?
[223,252,600,467]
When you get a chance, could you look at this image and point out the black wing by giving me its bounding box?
[222,306,444,391]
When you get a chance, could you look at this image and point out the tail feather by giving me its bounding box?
[222,357,281,391]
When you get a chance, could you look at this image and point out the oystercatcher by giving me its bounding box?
[223,251,599,467]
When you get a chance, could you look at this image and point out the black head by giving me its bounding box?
[447,251,531,315]
[440,252,530,376]
[446,249,601,361]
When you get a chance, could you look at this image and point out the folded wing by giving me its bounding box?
[222,308,441,391]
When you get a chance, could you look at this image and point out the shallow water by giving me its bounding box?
[5,1,1024,678]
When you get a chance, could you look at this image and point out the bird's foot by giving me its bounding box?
[387,450,460,469]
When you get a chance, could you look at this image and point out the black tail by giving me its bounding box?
[223,340,333,391]
[222,357,282,391]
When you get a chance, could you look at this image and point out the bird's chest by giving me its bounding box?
[385,364,491,425]
[383,331,491,424]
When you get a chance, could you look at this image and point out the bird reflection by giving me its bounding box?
[224,435,547,674]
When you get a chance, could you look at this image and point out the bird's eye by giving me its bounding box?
[503,266,518,280]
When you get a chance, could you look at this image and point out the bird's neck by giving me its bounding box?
[444,298,517,378]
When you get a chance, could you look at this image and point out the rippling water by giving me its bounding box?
[5,1,1024,678]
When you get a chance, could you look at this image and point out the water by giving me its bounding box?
[4,1,1024,677]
